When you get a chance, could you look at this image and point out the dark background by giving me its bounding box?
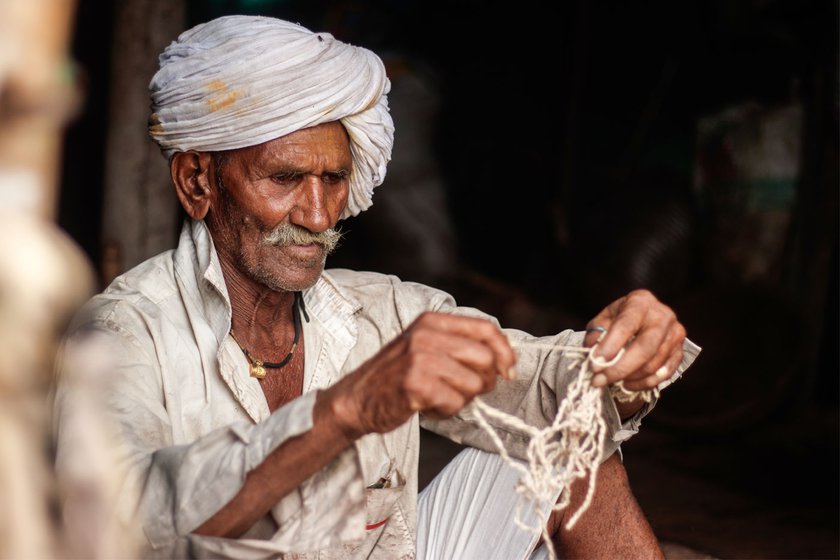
[60,1,838,557]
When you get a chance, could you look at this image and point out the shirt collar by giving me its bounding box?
[173,219,363,348]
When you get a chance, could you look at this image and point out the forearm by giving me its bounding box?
[195,310,519,539]
[194,388,358,538]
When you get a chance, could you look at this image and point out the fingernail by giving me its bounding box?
[655,366,669,378]
[592,373,608,387]
[507,366,517,381]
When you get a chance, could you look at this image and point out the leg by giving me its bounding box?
[545,452,664,559]
[417,447,553,560]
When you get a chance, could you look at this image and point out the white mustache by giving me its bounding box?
[262,224,343,254]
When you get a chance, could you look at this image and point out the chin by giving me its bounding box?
[253,263,325,293]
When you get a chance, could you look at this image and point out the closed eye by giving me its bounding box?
[271,171,305,186]
[270,170,349,187]
[321,170,350,185]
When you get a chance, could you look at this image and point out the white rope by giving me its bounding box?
[468,340,650,559]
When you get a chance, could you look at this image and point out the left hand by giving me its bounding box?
[583,289,686,392]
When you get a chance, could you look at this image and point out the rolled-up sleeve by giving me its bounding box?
[611,338,702,444]
[137,394,318,547]
[412,283,702,462]
[53,325,365,557]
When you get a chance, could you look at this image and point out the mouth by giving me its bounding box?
[279,242,325,261]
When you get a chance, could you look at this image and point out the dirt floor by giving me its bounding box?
[418,400,839,560]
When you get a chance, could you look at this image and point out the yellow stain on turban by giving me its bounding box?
[205,80,243,112]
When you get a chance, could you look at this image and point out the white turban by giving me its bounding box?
[148,15,394,218]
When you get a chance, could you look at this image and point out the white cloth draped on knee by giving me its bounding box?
[147,15,394,218]
[417,448,553,560]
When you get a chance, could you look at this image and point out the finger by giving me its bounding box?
[593,316,670,386]
[405,322,503,391]
[590,296,648,363]
[406,325,498,378]
[413,312,516,378]
[583,321,612,348]
[622,321,686,382]
[408,351,497,397]
[413,375,470,419]
[583,295,626,348]
[620,343,685,392]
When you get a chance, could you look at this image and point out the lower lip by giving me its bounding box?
[284,243,323,258]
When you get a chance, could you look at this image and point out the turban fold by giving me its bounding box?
[148,15,394,218]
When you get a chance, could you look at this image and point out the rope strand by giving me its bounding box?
[467,339,641,560]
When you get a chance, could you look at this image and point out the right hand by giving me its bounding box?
[323,311,516,439]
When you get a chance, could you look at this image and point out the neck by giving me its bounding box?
[220,258,297,339]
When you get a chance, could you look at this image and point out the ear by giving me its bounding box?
[171,151,214,220]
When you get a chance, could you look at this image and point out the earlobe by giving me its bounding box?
[171,151,213,220]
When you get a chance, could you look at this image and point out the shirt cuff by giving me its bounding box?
[611,337,702,444]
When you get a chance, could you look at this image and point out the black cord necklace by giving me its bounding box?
[230,291,309,379]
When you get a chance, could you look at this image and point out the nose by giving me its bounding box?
[289,174,332,233]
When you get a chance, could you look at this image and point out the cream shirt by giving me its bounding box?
[53,220,700,559]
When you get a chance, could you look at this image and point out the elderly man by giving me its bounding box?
[53,14,700,560]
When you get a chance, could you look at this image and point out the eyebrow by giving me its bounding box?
[270,168,351,179]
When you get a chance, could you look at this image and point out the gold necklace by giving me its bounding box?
[230,292,305,379]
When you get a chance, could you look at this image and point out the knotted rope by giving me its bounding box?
[468,340,655,559]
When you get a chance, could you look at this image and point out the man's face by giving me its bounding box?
[206,121,351,292]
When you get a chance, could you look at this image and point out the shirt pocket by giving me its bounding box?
[365,467,406,531]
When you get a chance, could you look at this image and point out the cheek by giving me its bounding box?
[221,202,271,246]
[232,208,264,234]
[249,195,297,226]
[330,185,350,216]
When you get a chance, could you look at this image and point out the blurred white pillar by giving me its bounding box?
[0,1,99,558]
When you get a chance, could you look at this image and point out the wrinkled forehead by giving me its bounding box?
[213,122,353,171]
